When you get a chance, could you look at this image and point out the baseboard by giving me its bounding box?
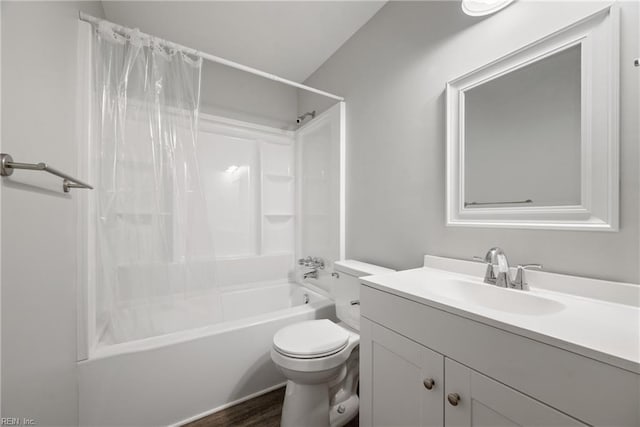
[170,382,287,427]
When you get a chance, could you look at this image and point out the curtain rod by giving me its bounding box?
[78,12,345,102]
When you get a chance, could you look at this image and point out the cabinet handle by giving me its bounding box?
[423,378,435,390]
[447,393,461,406]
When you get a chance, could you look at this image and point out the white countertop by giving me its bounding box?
[361,264,640,374]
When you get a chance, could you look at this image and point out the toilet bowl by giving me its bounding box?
[271,260,394,427]
[271,319,360,427]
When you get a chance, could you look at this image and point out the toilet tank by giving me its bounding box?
[332,260,395,331]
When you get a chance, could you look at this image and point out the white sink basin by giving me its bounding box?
[360,260,640,373]
[428,278,565,315]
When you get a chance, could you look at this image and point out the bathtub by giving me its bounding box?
[78,281,334,426]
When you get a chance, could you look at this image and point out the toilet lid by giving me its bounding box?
[273,319,350,359]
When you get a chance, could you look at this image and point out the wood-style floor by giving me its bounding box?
[184,387,359,427]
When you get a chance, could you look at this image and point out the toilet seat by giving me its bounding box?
[271,322,360,374]
[273,319,350,359]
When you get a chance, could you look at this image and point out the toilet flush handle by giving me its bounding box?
[350,300,360,306]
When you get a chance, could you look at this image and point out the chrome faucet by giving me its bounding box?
[475,247,542,291]
[298,256,325,280]
[303,270,319,280]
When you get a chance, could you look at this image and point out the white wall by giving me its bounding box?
[300,1,640,284]
[1,1,104,424]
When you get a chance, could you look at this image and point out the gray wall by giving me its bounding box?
[299,1,640,283]
[1,1,105,424]
[200,61,298,130]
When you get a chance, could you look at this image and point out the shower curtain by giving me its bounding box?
[91,21,220,343]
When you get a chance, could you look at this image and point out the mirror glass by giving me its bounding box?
[463,45,581,209]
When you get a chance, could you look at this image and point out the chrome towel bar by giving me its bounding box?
[0,153,93,192]
[465,199,532,207]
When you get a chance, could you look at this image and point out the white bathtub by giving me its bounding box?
[78,281,334,426]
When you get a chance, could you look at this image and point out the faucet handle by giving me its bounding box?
[513,264,543,290]
[312,257,325,269]
[298,256,315,267]
[517,264,543,270]
[474,255,497,285]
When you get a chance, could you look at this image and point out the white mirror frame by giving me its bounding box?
[446,5,619,231]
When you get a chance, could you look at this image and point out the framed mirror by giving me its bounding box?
[446,5,619,231]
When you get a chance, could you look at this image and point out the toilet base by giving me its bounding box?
[280,380,359,427]
[329,394,359,427]
[281,380,330,427]
[272,323,360,427]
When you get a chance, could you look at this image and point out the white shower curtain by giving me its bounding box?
[91,21,221,343]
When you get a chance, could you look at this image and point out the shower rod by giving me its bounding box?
[78,12,345,102]
[0,153,93,193]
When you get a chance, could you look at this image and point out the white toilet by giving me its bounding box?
[271,260,394,427]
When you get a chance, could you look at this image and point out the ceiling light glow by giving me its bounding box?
[462,0,514,16]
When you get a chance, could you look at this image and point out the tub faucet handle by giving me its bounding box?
[312,257,325,269]
[298,256,314,267]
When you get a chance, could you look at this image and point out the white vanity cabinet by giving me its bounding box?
[360,318,585,427]
[360,319,444,426]
[443,358,584,427]
[359,280,640,427]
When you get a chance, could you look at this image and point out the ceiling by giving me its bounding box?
[102,1,386,82]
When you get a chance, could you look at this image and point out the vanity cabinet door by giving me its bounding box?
[360,318,444,427]
[444,358,586,427]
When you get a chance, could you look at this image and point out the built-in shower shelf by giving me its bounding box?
[263,213,295,218]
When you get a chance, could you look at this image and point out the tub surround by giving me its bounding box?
[75,43,346,426]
